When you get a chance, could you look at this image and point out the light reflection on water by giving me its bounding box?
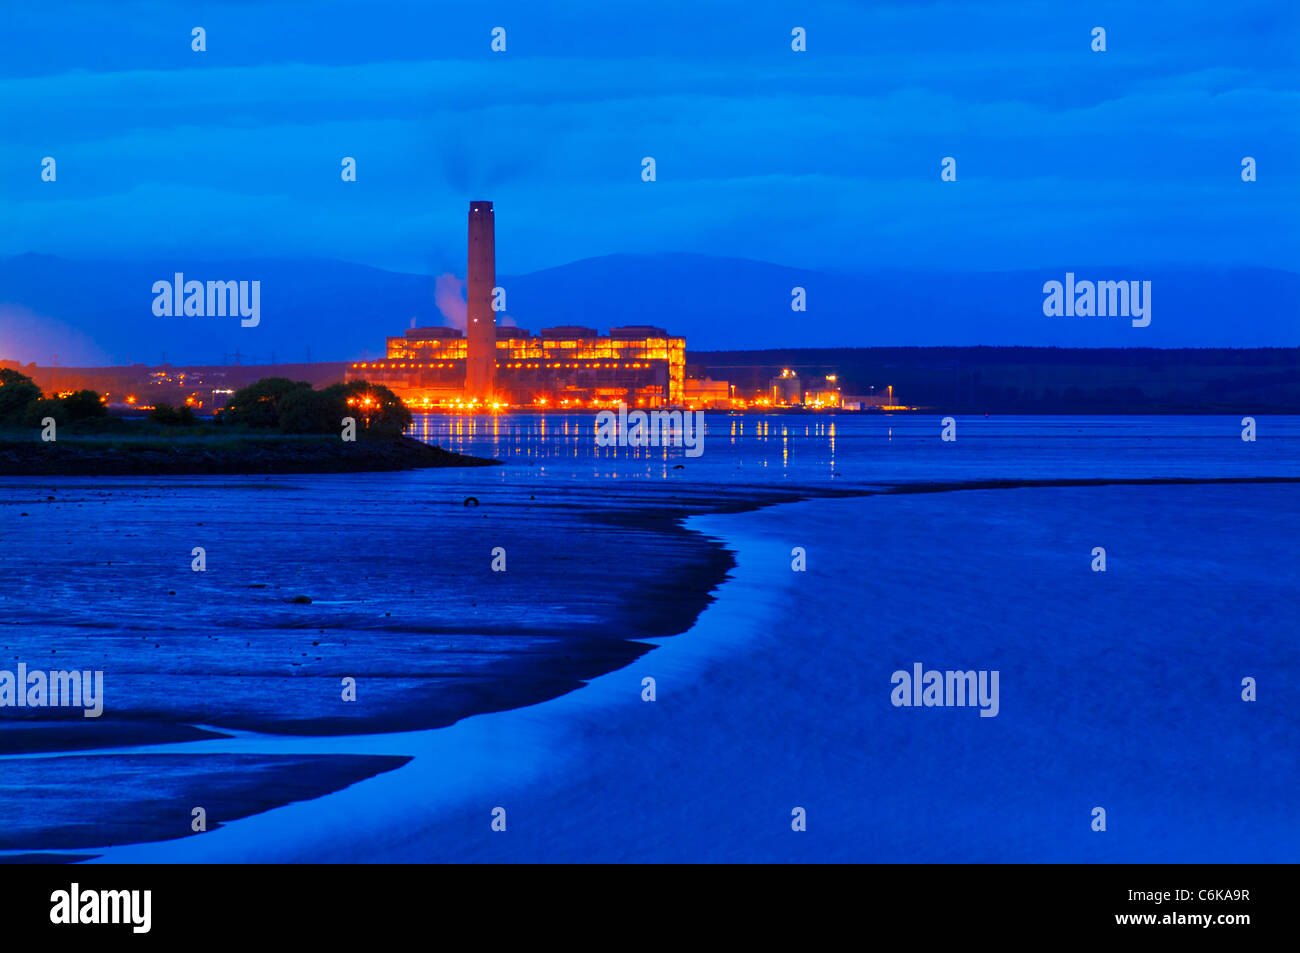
[405,413,1300,486]
[409,412,835,479]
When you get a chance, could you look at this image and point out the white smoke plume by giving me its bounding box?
[434,273,467,330]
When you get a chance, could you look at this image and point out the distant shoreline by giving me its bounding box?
[10,343,1296,416]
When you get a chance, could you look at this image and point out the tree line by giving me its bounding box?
[0,369,409,438]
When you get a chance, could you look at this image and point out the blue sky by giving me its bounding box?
[1,0,1297,276]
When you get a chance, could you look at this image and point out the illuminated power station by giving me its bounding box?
[348,201,687,410]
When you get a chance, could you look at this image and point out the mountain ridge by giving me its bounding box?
[2,253,1295,366]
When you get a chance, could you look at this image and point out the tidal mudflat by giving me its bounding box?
[1,414,1296,859]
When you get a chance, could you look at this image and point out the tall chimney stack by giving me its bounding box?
[466,200,496,404]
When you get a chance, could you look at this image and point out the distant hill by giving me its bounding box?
[689,346,1300,414]
[1,252,1297,366]
[508,254,1300,351]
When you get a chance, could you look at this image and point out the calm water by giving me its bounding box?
[407,413,1300,484]
[388,415,1300,861]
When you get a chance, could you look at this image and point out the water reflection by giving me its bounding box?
[405,412,858,481]
[402,413,1300,484]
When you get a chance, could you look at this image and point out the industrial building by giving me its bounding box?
[347,201,688,410]
[352,323,686,409]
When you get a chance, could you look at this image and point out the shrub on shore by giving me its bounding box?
[222,376,410,439]
[277,380,411,438]
[22,397,68,427]
[59,389,109,421]
[218,377,312,428]
[0,369,43,425]
[276,387,337,435]
[0,371,107,428]
[325,380,411,439]
[149,403,197,426]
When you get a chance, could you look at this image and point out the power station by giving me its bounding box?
[348,201,687,410]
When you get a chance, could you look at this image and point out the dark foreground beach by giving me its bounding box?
[0,414,1297,861]
[0,462,849,852]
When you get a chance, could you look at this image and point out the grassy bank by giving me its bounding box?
[0,422,498,475]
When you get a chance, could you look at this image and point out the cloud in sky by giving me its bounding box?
[0,0,1295,275]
